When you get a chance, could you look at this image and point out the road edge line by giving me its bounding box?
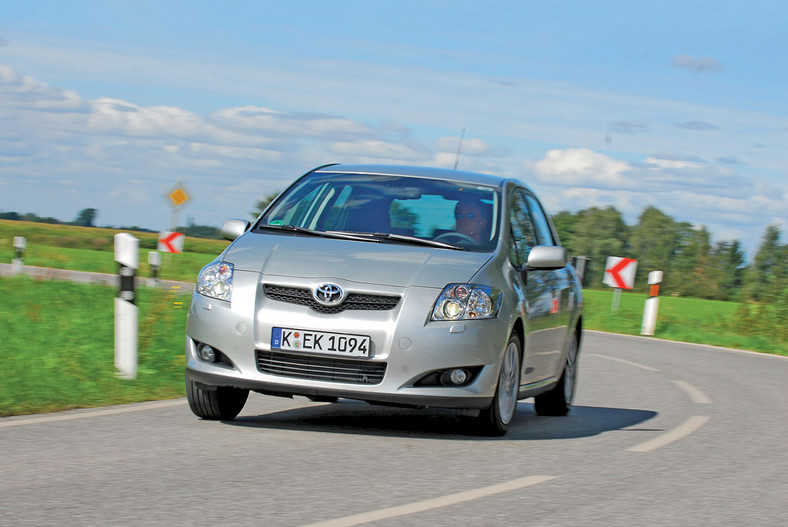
[0,399,187,428]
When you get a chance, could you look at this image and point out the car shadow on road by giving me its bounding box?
[225,399,658,441]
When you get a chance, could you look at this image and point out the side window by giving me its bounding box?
[525,194,555,246]
[509,190,538,267]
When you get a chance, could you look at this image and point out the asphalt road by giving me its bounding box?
[1,331,785,526]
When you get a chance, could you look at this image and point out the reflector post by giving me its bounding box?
[642,270,664,336]
[114,233,139,379]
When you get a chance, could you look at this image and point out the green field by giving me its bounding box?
[582,289,786,355]
[0,219,229,281]
[1,221,785,417]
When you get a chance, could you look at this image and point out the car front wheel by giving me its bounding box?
[186,373,249,420]
[474,333,521,436]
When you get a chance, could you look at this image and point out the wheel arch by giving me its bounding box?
[511,316,525,362]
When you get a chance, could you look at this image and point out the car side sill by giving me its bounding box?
[518,376,559,399]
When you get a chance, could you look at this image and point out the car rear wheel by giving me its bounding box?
[534,332,578,416]
[186,373,249,420]
[474,333,521,436]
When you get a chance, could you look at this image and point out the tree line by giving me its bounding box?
[0,208,222,238]
[553,205,787,303]
[1,208,100,227]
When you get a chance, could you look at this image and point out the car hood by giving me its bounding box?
[223,232,493,288]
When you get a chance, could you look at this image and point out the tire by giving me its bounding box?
[474,333,521,436]
[534,332,579,416]
[186,373,249,420]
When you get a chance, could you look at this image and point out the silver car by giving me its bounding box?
[185,164,583,435]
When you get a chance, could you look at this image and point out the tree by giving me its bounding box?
[629,207,684,293]
[251,191,281,219]
[709,240,746,301]
[744,225,787,301]
[551,211,579,250]
[73,208,98,227]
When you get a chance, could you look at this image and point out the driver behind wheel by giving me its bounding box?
[455,198,491,244]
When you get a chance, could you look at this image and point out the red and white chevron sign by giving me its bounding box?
[603,257,638,290]
[158,231,185,254]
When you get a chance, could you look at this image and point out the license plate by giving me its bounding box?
[271,327,370,358]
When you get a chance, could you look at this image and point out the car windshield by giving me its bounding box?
[258,172,501,252]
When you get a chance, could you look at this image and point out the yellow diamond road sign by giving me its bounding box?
[165,183,191,209]
[169,188,189,207]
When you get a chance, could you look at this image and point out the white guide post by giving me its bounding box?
[148,251,162,287]
[641,271,664,336]
[11,236,26,274]
[114,233,139,379]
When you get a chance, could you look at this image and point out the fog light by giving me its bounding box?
[198,344,216,363]
[441,368,470,386]
[450,368,469,385]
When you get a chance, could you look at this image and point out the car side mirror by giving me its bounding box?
[526,245,568,270]
[221,219,251,241]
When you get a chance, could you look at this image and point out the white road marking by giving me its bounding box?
[590,353,660,372]
[673,380,713,404]
[0,399,187,428]
[628,416,711,452]
[301,475,557,527]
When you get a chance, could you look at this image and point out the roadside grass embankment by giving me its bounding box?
[583,289,787,356]
[0,276,188,416]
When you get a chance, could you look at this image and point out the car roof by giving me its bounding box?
[314,164,510,189]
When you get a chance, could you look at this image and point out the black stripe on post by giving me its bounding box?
[119,264,136,304]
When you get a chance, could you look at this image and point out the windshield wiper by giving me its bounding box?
[327,231,467,251]
[259,224,372,241]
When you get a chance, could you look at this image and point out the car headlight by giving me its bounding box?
[431,284,502,321]
[196,261,234,301]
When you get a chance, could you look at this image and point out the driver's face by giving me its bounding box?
[455,202,488,243]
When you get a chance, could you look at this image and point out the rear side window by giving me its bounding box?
[509,191,537,267]
[525,194,555,246]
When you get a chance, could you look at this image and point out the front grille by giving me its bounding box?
[256,350,386,385]
[264,285,400,314]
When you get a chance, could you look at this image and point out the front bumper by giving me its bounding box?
[185,367,493,409]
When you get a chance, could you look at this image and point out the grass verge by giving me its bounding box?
[583,289,787,356]
[0,276,188,416]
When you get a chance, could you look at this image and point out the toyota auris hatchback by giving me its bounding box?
[185,164,583,435]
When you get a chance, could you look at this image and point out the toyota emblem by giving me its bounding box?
[313,283,344,306]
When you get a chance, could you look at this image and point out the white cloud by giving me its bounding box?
[530,148,631,188]
[609,120,649,135]
[86,98,205,138]
[211,106,373,139]
[671,55,723,73]
[328,139,431,162]
[676,120,718,131]
[530,148,755,199]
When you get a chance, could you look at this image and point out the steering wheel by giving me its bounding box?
[434,231,477,245]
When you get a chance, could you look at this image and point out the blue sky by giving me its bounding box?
[0,0,785,260]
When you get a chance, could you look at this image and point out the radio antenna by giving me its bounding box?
[453,128,466,170]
